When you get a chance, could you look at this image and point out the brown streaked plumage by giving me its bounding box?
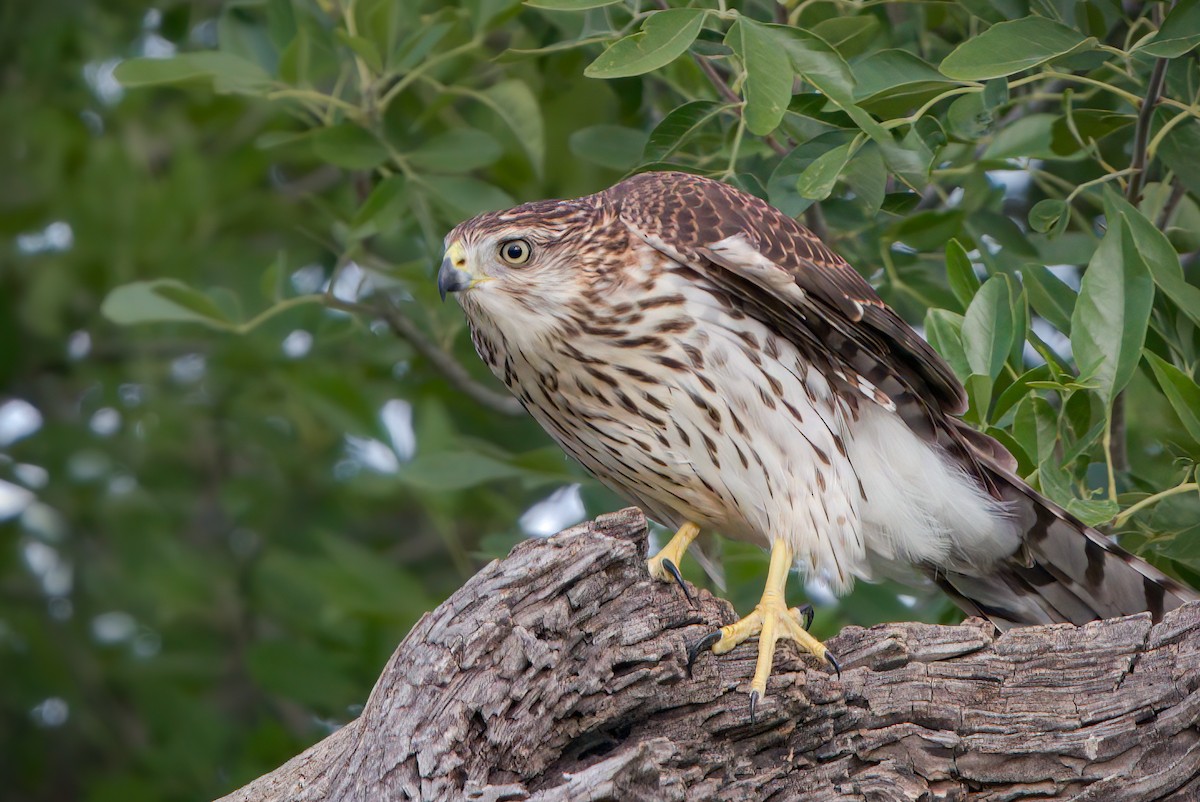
[438,171,1197,702]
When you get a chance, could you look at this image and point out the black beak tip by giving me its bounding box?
[437,258,469,303]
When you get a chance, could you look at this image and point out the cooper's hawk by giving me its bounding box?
[437,171,1197,712]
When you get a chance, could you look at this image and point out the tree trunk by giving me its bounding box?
[217,508,1200,801]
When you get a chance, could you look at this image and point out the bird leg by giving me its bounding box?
[687,537,837,718]
[646,521,700,603]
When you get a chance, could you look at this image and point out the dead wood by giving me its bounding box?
[217,508,1200,801]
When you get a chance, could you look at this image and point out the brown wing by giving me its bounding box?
[609,171,966,439]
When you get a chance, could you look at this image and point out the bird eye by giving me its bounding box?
[499,239,532,266]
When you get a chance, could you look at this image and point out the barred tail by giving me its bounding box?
[934,468,1199,632]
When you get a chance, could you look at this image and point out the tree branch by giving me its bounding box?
[217,509,1200,802]
[331,297,525,417]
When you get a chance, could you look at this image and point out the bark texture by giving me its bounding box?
[218,508,1200,801]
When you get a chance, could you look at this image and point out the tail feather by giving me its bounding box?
[937,467,1199,632]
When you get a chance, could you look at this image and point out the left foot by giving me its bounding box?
[685,538,838,719]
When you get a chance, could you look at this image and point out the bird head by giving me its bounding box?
[437,195,624,330]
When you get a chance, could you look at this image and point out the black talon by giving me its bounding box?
[660,558,694,606]
[686,630,722,678]
[797,603,814,631]
[748,690,759,724]
[825,651,841,679]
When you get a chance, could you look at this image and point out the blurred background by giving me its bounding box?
[4,0,1199,799]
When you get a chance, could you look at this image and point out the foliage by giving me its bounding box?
[5,0,1200,798]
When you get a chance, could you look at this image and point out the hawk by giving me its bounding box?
[437,171,1197,711]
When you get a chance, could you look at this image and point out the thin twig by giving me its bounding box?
[1156,177,1188,229]
[692,51,741,105]
[380,305,525,417]
[1126,57,1169,205]
[330,297,525,417]
[1115,482,1200,528]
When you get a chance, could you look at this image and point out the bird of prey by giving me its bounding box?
[437,171,1197,710]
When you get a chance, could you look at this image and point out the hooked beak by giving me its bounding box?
[437,241,472,302]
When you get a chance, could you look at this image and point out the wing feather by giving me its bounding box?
[610,171,966,438]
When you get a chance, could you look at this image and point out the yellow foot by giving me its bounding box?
[685,538,839,721]
[646,522,700,603]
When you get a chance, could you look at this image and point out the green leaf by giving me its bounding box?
[407,128,502,173]
[351,175,407,232]
[335,31,383,74]
[1028,198,1068,235]
[1104,190,1200,328]
[726,18,793,136]
[766,131,854,217]
[466,0,522,31]
[1136,0,1200,57]
[1022,263,1076,333]
[993,364,1054,423]
[393,14,455,72]
[946,91,992,140]
[1070,215,1154,406]
[311,123,387,170]
[355,0,403,66]
[479,80,545,175]
[795,141,855,200]
[963,274,1016,381]
[1158,115,1200,200]
[1014,395,1058,466]
[1066,497,1119,527]
[772,27,857,102]
[924,308,971,382]
[397,451,527,491]
[1050,109,1133,156]
[114,52,272,94]
[101,280,233,329]
[945,238,981,310]
[840,141,886,216]
[852,49,958,113]
[1031,231,1099,267]
[427,176,514,219]
[939,16,1096,80]
[983,113,1059,160]
[891,209,964,251]
[568,125,649,171]
[584,8,707,79]
[523,0,621,8]
[810,15,880,56]
[1035,455,1074,506]
[261,253,286,303]
[643,100,726,162]
[1144,352,1200,445]
[1008,281,1028,368]
[982,76,1009,109]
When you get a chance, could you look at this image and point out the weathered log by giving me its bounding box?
[218,508,1200,801]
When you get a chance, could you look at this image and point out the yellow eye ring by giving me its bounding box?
[499,239,532,266]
